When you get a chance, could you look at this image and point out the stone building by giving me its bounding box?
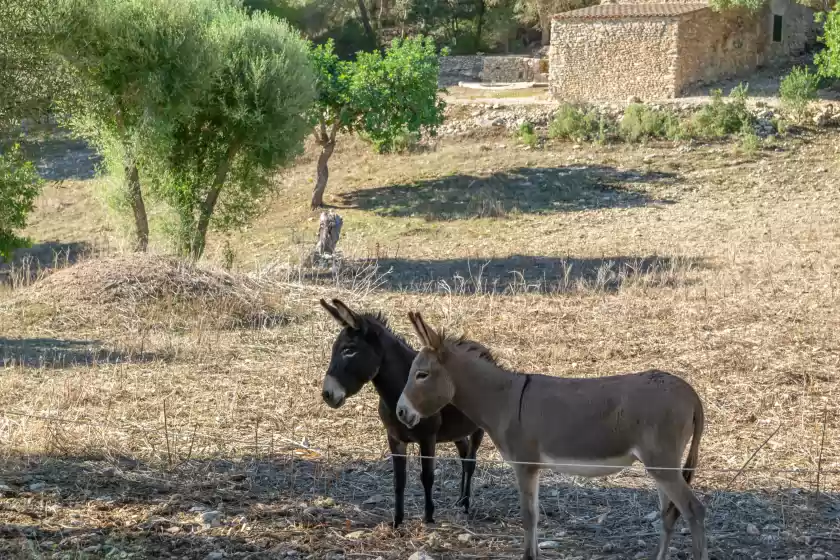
[548,0,819,101]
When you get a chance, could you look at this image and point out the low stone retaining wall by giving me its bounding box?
[440,55,545,85]
[437,101,839,137]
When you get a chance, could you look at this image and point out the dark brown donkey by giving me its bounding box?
[397,312,708,560]
[319,299,485,527]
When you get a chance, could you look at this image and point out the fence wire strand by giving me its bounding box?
[2,408,838,477]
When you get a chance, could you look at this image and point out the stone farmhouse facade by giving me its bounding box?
[549,0,819,101]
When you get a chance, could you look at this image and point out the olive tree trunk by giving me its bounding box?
[115,109,149,252]
[124,159,149,252]
[310,121,340,209]
[190,140,241,261]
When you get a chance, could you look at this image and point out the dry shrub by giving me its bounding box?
[6,254,292,331]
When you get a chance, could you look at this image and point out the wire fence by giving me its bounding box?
[2,406,839,560]
[2,408,838,478]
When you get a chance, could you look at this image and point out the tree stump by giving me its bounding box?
[310,211,343,268]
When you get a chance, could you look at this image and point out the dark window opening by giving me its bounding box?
[773,15,783,43]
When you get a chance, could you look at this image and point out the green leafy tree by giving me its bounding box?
[309,36,445,208]
[0,145,43,261]
[817,6,840,78]
[145,8,315,260]
[49,0,221,252]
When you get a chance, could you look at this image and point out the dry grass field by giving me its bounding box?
[1,127,839,559]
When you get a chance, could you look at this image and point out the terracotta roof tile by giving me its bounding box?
[553,3,708,20]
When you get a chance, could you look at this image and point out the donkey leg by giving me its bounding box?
[454,438,470,510]
[388,435,407,529]
[419,438,437,524]
[513,463,541,560]
[653,486,680,560]
[461,429,484,514]
[650,474,707,560]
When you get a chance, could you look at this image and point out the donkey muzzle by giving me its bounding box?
[396,394,420,428]
[322,375,346,409]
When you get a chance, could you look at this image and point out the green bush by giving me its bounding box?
[816,7,840,79]
[516,121,539,148]
[779,65,818,124]
[0,144,43,261]
[688,84,754,138]
[392,128,423,153]
[548,104,601,142]
[619,104,682,142]
[738,127,761,155]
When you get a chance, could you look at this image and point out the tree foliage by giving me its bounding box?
[816,6,840,77]
[308,36,445,207]
[145,8,315,259]
[0,145,43,261]
[0,0,73,127]
[50,0,222,252]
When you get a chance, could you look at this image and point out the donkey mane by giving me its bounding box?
[443,334,502,367]
[358,311,412,346]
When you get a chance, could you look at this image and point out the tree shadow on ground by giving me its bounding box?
[0,453,837,559]
[3,124,101,182]
[344,254,704,294]
[0,241,91,286]
[0,337,162,369]
[337,166,678,221]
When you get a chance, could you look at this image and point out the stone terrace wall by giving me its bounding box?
[482,56,542,83]
[550,18,680,101]
[439,56,484,85]
[439,55,543,85]
[676,7,765,93]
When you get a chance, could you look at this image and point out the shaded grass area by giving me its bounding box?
[0,336,161,369]
[338,166,677,221]
[350,254,702,294]
[0,454,837,559]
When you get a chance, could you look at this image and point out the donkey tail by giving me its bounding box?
[662,400,705,521]
[682,399,705,486]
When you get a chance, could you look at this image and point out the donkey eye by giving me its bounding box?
[342,348,357,358]
[416,371,429,381]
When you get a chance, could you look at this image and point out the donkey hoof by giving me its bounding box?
[392,516,403,529]
[424,515,435,525]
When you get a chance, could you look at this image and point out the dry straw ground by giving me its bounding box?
[1,126,839,559]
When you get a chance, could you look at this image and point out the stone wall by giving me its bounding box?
[482,56,543,83]
[439,56,485,85]
[675,2,816,94]
[549,18,680,101]
[676,8,764,93]
[764,0,818,62]
[439,55,543,85]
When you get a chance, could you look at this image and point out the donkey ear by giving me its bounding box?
[411,312,442,351]
[408,311,428,347]
[331,299,361,330]
[320,298,347,327]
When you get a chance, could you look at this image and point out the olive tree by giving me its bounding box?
[145,8,315,260]
[309,36,445,209]
[49,0,220,252]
